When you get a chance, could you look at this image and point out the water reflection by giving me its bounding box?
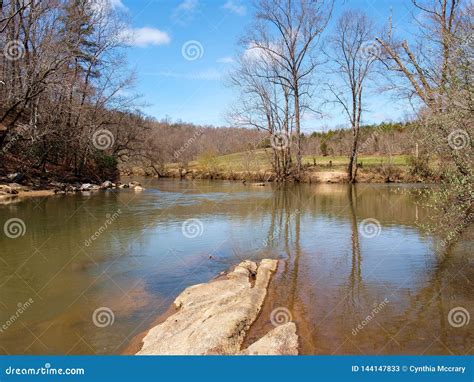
[0,179,471,354]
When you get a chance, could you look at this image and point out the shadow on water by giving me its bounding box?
[0,179,471,354]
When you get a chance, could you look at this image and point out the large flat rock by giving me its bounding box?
[240,322,298,355]
[137,259,279,355]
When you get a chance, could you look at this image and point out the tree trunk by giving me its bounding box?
[348,129,360,183]
[294,86,301,179]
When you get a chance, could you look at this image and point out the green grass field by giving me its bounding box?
[170,149,410,172]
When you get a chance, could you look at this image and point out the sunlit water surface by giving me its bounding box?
[0,179,471,354]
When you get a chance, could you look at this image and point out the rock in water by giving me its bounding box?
[137,259,279,355]
[79,183,93,191]
[240,322,298,355]
[101,180,114,189]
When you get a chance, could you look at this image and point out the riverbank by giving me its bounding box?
[121,151,427,184]
[133,259,299,355]
[0,178,145,204]
[123,166,425,184]
[0,167,425,205]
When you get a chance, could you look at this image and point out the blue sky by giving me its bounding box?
[114,0,419,132]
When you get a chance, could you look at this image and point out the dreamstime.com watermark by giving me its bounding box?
[92,128,115,150]
[92,307,115,328]
[448,307,470,328]
[352,298,389,336]
[3,218,26,239]
[84,209,122,247]
[173,128,205,159]
[359,218,382,238]
[182,218,204,239]
[4,363,84,376]
[0,298,34,333]
[181,40,204,61]
[270,132,290,151]
[1,124,29,154]
[438,212,473,249]
[270,307,293,327]
[3,40,25,61]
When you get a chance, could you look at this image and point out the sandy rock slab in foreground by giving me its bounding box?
[240,322,298,355]
[137,259,298,355]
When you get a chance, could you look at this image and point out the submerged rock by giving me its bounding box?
[136,259,284,355]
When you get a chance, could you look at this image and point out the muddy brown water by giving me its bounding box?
[0,179,471,354]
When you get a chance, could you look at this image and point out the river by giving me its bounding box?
[0,179,471,354]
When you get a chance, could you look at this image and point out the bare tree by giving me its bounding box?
[244,0,333,179]
[326,10,375,182]
[229,46,295,181]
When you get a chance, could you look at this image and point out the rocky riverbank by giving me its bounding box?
[0,174,145,204]
[136,259,298,355]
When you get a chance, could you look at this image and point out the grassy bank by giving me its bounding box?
[172,149,410,172]
[122,150,417,184]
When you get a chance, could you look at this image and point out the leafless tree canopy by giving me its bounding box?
[234,0,334,179]
[326,10,375,182]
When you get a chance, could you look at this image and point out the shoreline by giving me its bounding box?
[0,180,144,204]
[0,169,433,204]
[123,166,430,184]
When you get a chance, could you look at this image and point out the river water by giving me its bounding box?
[0,179,471,354]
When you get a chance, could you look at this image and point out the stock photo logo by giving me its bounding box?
[181,218,204,238]
[358,218,381,238]
[447,129,470,150]
[181,40,204,61]
[3,218,26,239]
[92,129,115,150]
[270,132,290,151]
[270,307,293,327]
[447,307,470,328]
[92,307,115,328]
[3,40,25,61]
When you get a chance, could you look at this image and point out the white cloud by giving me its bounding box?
[222,0,246,16]
[121,27,171,47]
[217,56,235,64]
[243,42,282,63]
[172,0,200,24]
